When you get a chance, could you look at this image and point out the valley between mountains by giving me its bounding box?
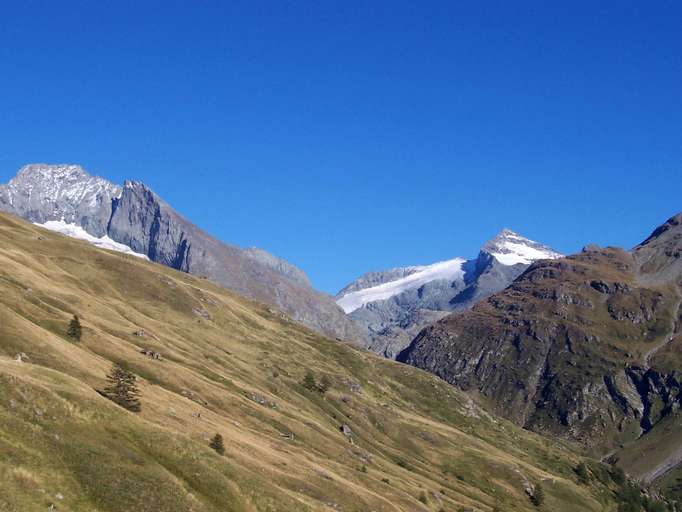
[0,212,621,512]
[1,163,681,511]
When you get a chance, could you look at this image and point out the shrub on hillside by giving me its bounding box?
[210,433,225,455]
[67,315,82,341]
[532,483,545,507]
[302,370,318,391]
[575,462,590,484]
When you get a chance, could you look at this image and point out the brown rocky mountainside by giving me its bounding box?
[399,213,682,461]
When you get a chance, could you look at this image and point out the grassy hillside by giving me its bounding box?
[0,212,626,511]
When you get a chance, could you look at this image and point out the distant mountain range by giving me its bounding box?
[336,229,562,357]
[3,162,682,502]
[0,164,360,341]
[0,164,569,357]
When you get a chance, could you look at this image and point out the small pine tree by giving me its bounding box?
[575,462,590,484]
[418,491,428,504]
[209,433,225,455]
[101,363,141,412]
[611,466,626,486]
[319,374,332,394]
[532,483,545,507]
[302,370,317,391]
[67,315,82,341]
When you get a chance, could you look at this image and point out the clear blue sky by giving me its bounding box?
[1,2,680,294]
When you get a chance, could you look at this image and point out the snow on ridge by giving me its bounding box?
[336,258,466,314]
[10,164,122,210]
[490,240,562,266]
[36,220,149,260]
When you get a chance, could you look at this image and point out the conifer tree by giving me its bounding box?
[532,483,545,507]
[67,315,82,341]
[209,433,225,455]
[575,462,590,484]
[302,370,317,391]
[102,363,141,412]
[319,374,332,394]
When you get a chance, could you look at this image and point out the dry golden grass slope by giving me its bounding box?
[0,212,621,512]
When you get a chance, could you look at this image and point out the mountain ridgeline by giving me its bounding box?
[336,229,562,357]
[0,164,359,341]
[398,212,682,496]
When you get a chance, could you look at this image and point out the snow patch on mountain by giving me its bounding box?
[485,229,562,265]
[336,229,563,317]
[490,241,560,265]
[337,258,466,314]
[36,220,149,260]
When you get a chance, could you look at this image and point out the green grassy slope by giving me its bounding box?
[0,212,622,511]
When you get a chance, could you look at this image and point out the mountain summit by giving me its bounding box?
[0,164,121,237]
[0,164,360,341]
[483,228,563,266]
[336,229,562,357]
[398,211,682,498]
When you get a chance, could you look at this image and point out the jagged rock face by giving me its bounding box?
[108,181,194,270]
[336,231,561,358]
[0,164,120,237]
[0,164,361,342]
[399,216,682,451]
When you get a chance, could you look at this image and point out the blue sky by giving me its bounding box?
[1,2,680,293]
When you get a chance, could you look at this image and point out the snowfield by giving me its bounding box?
[36,220,149,260]
[488,232,563,265]
[337,258,466,314]
[336,229,563,314]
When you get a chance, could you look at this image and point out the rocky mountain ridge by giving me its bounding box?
[398,212,682,498]
[0,164,360,341]
[337,230,562,357]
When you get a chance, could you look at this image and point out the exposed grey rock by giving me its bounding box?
[0,164,120,237]
[243,247,311,288]
[336,266,423,296]
[0,164,361,342]
[397,214,682,451]
[337,231,561,357]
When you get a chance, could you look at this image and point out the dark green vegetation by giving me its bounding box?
[210,433,226,455]
[531,483,544,507]
[0,212,659,511]
[101,362,142,412]
[400,212,682,505]
[576,462,591,485]
[67,314,82,341]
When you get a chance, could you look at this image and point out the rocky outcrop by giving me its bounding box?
[0,164,361,342]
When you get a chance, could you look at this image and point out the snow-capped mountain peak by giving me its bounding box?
[12,163,121,201]
[335,229,564,357]
[482,229,563,266]
[1,164,122,236]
